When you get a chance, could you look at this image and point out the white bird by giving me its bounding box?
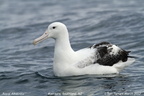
[33,22,135,77]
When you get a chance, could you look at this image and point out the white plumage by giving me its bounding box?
[33,22,135,77]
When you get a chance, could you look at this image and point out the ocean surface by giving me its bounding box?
[0,0,144,96]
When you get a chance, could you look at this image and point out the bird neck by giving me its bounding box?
[54,33,75,65]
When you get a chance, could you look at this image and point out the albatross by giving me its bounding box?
[33,22,135,77]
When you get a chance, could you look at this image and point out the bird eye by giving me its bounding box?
[52,26,56,29]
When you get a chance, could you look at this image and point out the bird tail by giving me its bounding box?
[113,57,135,72]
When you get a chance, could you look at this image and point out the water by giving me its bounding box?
[0,0,144,96]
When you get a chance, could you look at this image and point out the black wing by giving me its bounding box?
[90,42,130,66]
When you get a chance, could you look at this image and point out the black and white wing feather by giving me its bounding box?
[90,42,130,66]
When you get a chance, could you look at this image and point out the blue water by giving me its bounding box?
[0,0,144,96]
